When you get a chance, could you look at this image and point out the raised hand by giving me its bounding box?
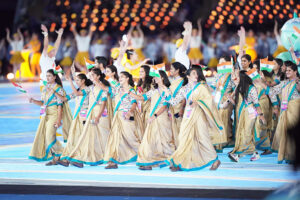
[55,28,64,35]
[41,24,48,33]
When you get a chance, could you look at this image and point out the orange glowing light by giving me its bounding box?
[164,16,170,21]
[134,17,140,22]
[233,10,238,15]
[215,23,220,29]
[268,14,273,19]
[145,16,151,22]
[140,12,146,18]
[169,11,174,16]
[159,12,164,17]
[222,10,228,16]
[149,12,155,17]
[149,25,155,31]
[216,6,222,12]
[120,26,125,31]
[131,21,137,26]
[155,16,161,21]
[84,5,89,10]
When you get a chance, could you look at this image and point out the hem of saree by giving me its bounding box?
[256,138,271,150]
[271,149,278,153]
[278,160,293,164]
[234,146,251,155]
[165,156,218,171]
[254,128,260,142]
[106,155,138,165]
[28,139,58,162]
[198,100,223,131]
[62,156,104,166]
[136,160,165,166]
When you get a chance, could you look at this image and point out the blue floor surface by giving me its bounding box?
[0,81,299,199]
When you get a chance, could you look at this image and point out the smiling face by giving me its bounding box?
[170,65,178,77]
[75,76,85,88]
[105,68,114,79]
[140,67,146,79]
[46,72,55,84]
[154,76,163,85]
[286,66,297,79]
[119,73,129,86]
[188,69,198,83]
[90,71,100,84]
[241,57,251,70]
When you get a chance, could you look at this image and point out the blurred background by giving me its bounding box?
[0,0,299,80]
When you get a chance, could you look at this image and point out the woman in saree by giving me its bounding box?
[136,65,153,129]
[269,61,300,164]
[168,62,186,146]
[51,73,93,167]
[61,68,111,168]
[252,61,273,155]
[104,71,144,169]
[130,70,176,170]
[28,69,72,165]
[164,66,226,171]
[222,71,266,162]
[211,56,235,151]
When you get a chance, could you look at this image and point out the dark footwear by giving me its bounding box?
[45,160,57,166]
[57,160,69,167]
[139,166,152,170]
[228,153,239,162]
[170,166,180,172]
[105,164,118,169]
[70,161,83,168]
[210,160,221,170]
[261,150,272,155]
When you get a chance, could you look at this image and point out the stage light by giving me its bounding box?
[259,14,263,19]
[164,16,170,21]
[227,19,232,24]
[290,0,294,5]
[279,1,284,6]
[84,5,89,10]
[120,26,125,31]
[283,9,287,14]
[214,23,220,29]
[130,13,136,18]
[122,22,128,27]
[120,13,125,18]
[218,19,223,25]
[93,18,99,23]
[71,13,77,19]
[103,17,109,22]
[172,7,177,12]
[155,16,161,21]
[149,25,155,31]
[124,17,130,22]
[149,12,155,17]
[163,3,169,8]
[218,2,224,7]
[279,13,284,19]
[255,5,260,10]
[233,10,238,15]
[110,13,116,18]
[273,10,278,15]
[62,18,68,23]
[263,10,267,15]
[134,17,140,22]
[7,73,14,80]
[153,8,158,12]
[268,14,273,19]
[61,13,66,18]
[212,10,217,16]
[266,5,270,10]
[222,10,228,16]
[209,16,215,21]
[98,26,105,31]
[289,13,293,18]
[216,6,222,12]
[81,23,87,28]
[134,4,139,9]
[101,14,107,18]
[174,3,179,8]
[235,5,240,11]
[259,1,264,6]
[162,21,168,26]
[131,21,137,26]
[270,1,274,6]
[169,11,174,16]
[64,1,69,6]
[140,12,146,18]
[249,14,254,19]
[229,15,234,20]
[243,10,248,15]
[145,16,151,22]
[252,10,257,15]
[143,21,148,26]
[228,2,233,6]
[225,6,230,11]
[259,19,263,24]
[145,4,150,8]
[219,15,224,20]
[95,0,101,6]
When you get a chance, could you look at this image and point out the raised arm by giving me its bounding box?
[41,24,49,55]
[274,20,279,37]
[67,76,84,96]
[181,21,192,51]
[53,28,64,56]
[125,58,150,70]
[136,24,144,40]
[5,28,12,43]
[197,18,202,38]
[70,23,78,37]
[88,24,94,38]
[127,25,134,38]
[115,37,130,67]
[17,28,24,42]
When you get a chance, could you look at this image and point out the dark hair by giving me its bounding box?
[92,68,110,86]
[47,69,63,86]
[153,70,171,89]
[106,65,119,81]
[125,49,134,60]
[272,58,284,80]
[95,56,108,68]
[137,65,153,91]
[285,61,300,77]
[254,60,272,78]
[120,71,135,87]
[77,73,93,87]
[235,70,253,105]
[183,65,206,86]
[220,55,231,62]
[241,54,253,69]
[171,62,186,77]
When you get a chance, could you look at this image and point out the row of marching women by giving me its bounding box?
[27,22,300,172]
